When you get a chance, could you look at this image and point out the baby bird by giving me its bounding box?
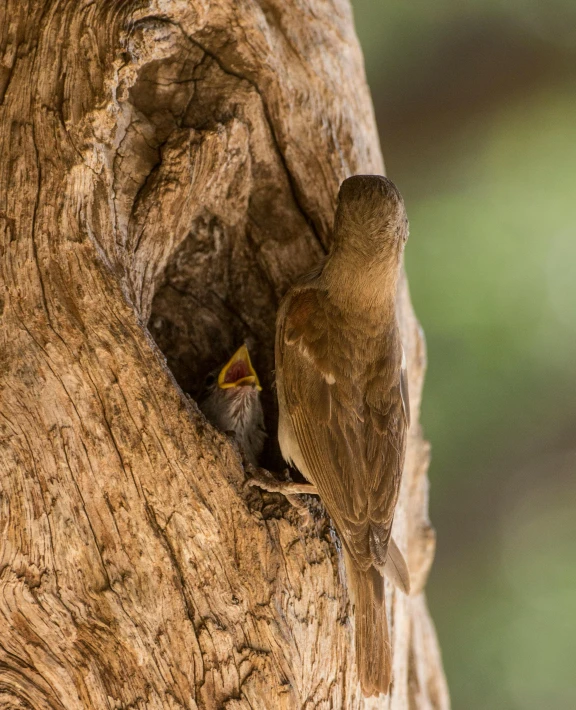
[200,344,266,465]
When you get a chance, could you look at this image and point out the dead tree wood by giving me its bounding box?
[0,1,449,708]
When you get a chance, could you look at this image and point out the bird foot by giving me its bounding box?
[245,465,317,495]
[244,464,317,522]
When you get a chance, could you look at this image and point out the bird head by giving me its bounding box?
[333,175,409,262]
[216,344,262,392]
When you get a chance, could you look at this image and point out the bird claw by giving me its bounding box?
[244,464,317,524]
[245,465,317,495]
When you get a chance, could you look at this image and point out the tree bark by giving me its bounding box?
[0,1,449,708]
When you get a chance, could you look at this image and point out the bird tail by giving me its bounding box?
[347,557,391,697]
[383,536,411,594]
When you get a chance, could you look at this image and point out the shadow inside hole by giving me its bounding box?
[148,224,284,471]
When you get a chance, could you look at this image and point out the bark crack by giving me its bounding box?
[184,34,324,252]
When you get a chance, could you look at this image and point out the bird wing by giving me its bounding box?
[276,287,408,571]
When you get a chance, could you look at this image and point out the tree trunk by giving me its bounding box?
[0,1,449,708]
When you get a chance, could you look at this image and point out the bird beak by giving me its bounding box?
[218,344,262,391]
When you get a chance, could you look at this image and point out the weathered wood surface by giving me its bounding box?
[0,1,449,707]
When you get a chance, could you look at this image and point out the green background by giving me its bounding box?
[351,1,576,707]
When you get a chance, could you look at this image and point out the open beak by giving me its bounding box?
[218,344,262,391]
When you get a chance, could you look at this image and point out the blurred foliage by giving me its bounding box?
[351,1,576,707]
[353,0,576,64]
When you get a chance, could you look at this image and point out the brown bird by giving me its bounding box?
[200,344,266,466]
[275,175,410,696]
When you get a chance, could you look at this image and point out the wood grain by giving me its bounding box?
[0,1,449,707]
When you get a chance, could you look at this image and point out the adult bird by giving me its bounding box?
[275,175,410,696]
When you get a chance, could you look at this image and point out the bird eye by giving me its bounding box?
[205,373,216,387]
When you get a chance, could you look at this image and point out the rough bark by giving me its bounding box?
[0,1,449,708]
